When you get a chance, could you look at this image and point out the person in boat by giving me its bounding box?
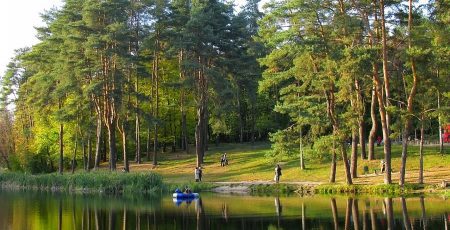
[184,186,192,194]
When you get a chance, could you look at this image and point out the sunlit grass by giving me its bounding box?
[130,142,449,186]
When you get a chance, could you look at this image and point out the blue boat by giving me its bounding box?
[172,192,199,199]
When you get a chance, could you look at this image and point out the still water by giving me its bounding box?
[0,190,448,230]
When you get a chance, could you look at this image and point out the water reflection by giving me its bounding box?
[0,190,448,230]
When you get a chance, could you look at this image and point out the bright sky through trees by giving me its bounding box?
[0,0,64,75]
[0,0,254,76]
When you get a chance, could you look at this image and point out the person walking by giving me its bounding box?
[198,167,203,181]
[274,164,282,183]
[194,167,200,182]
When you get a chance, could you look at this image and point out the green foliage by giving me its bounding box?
[0,172,163,194]
[315,184,422,195]
[250,183,296,195]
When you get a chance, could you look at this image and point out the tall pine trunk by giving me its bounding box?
[368,86,377,160]
[135,115,140,163]
[399,0,419,186]
[71,127,78,174]
[120,124,129,172]
[58,99,64,174]
[59,122,64,174]
[418,116,424,184]
[94,115,102,170]
[351,129,358,178]
[379,0,392,184]
[107,123,117,171]
[329,141,337,183]
[87,134,92,171]
[299,125,305,170]
[179,49,189,154]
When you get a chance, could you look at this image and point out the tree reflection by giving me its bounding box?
[384,198,394,230]
[345,198,353,230]
[275,197,282,229]
[58,198,62,230]
[331,198,338,230]
[302,201,306,230]
[420,196,427,229]
[369,200,377,230]
[196,198,205,230]
[352,198,360,230]
[401,197,411,230]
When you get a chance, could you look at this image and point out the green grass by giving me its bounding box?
[149,142,449,185]
[0,171,163,194]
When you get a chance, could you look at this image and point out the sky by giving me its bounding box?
[0,0,258,77]
[0,0,63,75]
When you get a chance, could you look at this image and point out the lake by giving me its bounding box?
[0,190,448,229]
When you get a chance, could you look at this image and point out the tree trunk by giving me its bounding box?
[419,117,424,184]
[59,122,64,174]
[359,120,366,160]
[341,141,353,185]
[153,123,158,166]
[121,125,129,172]
[299,125,305,170]
[107,123,117,171]
[82,140,87,171]
[438,92,443,153]
[71,130,78,174]
[87,134,92,171]
[94,115,102,170]
[329,141,337,183]
[179,49,189,154]
[351,129,358,178]
[368,86,377,160]
[146,126,151,161]
[250,103,256,145]
[237,94,244,143]
[399,0,419,186]
[380,0,392,184]
[196,103,206,167]
[135,74,141,164]
[135,115,141,164]
[181,111,189,154]
[355,79,366,160]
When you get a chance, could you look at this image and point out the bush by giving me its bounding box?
[0,171,163,194]
[315,183,421,195]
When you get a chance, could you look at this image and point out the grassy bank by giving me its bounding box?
[1,142,449,196]
[0,171,163,194]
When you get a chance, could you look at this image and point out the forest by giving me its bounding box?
[0,0,448,186]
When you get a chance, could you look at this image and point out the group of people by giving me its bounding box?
[195,167,203,182]
[220,153,228,167]
[193,152,284,183]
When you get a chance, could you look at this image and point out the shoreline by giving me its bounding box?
[1,171,448,196]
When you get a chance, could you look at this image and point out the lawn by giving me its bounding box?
[123,142,450,186]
